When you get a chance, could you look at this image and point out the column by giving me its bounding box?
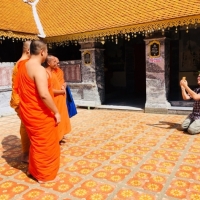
[144,37,171,114]
[77,39,105,107]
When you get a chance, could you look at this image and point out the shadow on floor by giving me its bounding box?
[146,121,181,130]
[1,135,28,172]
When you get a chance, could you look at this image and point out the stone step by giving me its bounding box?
[168,106,192,115]
[170,101,194,107]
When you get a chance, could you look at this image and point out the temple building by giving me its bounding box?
[1,0,200,115]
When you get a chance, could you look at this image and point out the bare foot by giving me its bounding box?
[26,171,35,180]
[21,152,29,163]
[26,171,60,184]
[38,176,60,184]
[59,139,66,145]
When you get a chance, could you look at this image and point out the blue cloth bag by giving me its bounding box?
[66,86,77,118]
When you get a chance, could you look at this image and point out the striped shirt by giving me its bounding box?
[189,87,200,120]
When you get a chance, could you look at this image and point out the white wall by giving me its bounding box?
[0,62,15,116]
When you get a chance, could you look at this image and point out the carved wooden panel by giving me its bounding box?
[60,64,82,82]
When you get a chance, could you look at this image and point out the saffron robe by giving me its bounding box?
[52,69,71,141]
[17,61,60,181]
[10,60,30,153]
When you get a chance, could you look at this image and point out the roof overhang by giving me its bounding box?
[45,15,200,43]
[0,30,38,41]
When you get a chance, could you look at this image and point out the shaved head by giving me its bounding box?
[44,55,55,68]
[22,41,31,53]
[46,55,54,64]
[54,57,60,67]
[54,57,59,62]
[30,40,47,55]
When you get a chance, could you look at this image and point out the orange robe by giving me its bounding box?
[17,61,60,182]
[52,69,71,141]
[55,67,65,84]
[10,60,30,153]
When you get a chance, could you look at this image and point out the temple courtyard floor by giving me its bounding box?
[0,108,200,200]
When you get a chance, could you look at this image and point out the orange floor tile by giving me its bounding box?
[0,109,200,199]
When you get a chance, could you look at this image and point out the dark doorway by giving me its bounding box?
[0,39,22,62]
[133,43,146,98]
[103,36,146,108]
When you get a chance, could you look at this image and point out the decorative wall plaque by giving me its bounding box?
[84,51,91,65]
[149,41,160,58]
[60,64,82,82]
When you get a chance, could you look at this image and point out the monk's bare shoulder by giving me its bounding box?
[26,61,46,80]
[34,65,47,78]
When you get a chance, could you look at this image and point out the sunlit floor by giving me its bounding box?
[0,109,200,200]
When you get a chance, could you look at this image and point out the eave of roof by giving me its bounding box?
[0,30,38,40]
[35,0,200,43]
[45,14,200,43]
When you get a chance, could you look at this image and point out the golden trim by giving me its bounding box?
[149,41,160,58]
[0,30,38,40]
[45,15,200,43]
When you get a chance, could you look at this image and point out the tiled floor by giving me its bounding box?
[0,109,200,200]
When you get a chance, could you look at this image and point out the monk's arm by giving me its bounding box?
[53,89,65,95]
[63,82,67,88]
[35,68,59,114]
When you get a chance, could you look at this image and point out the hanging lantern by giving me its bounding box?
[127,34,130,41]
[115,38,118,44]
[111,35,114,42]
[186,26,189,33]
[101,37,105,45]
[175,27,178,33]
[124,34,127,40]
[195,23,198,29]
[162,29,165,35]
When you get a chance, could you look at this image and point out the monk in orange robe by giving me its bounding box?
[10,41,31,163]
[16,41,61,183]
[44,56,71,144]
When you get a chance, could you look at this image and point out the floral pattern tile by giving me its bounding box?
[0,109,199,199]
